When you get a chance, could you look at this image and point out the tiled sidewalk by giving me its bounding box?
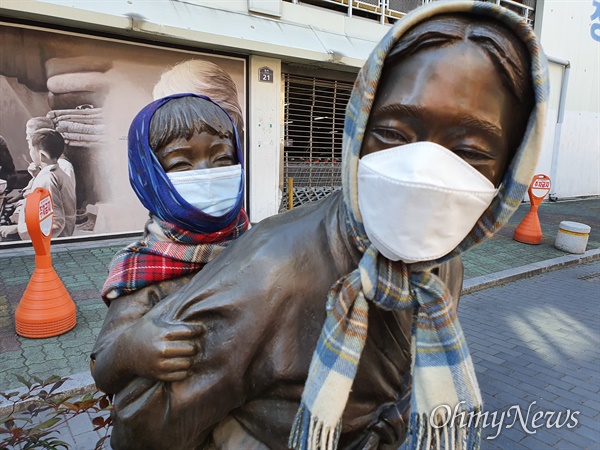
[463,198,600,278]
[1,240,133,390]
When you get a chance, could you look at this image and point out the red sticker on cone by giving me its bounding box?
[38,196,54,237]
[529,174,551,204]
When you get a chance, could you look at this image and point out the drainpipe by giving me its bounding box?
[546,55,570,202]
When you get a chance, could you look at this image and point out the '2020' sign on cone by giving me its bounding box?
[15,188,76,338]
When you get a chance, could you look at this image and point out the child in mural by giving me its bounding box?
[25,115,102,232]
[91,93,249,388]
[2,117,75,204]
[0,129,76,240]
[26,117,75,178]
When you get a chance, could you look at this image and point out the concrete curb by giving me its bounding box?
[462,247,600,295]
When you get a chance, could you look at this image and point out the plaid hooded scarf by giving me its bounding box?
[289,2,549,449]
[102,93,249,304]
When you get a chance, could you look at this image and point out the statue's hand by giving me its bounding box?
[123,317,205,383]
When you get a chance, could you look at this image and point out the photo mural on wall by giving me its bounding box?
[0,22,246,245]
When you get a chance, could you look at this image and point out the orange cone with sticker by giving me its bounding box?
[15,188,76,338]
[513,174,551,245]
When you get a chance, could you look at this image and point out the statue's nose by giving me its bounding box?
[192,160,212,170]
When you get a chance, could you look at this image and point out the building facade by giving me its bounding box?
[0,0,597,243]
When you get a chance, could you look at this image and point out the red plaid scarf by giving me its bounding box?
[102,210,249,304]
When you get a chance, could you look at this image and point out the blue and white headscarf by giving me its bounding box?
[290,2,549,449]
[128,93,244,234]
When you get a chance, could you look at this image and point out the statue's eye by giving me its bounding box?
[452,147,493,162]
[165,161,193,172]
[372,128,410,145]
[213,154,236,166]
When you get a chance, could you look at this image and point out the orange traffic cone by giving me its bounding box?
[15,188,76,338]
[513,204,543,244]
[513,174,551,245]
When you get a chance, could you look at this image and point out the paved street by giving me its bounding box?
[461,261,600,449]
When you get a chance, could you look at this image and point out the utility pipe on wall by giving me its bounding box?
[546,54,571,202]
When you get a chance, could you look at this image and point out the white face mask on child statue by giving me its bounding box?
[167,164,242,217]
[357,142,498,263]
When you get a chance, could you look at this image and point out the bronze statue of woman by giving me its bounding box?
[92,1,549,449]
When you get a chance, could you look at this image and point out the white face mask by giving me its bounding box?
[167,164,242,217]
[358,142,498,263]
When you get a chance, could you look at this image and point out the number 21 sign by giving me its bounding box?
[259,67,274,83]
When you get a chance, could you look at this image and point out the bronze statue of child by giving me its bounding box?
[91,94,249,390]
[94,2,549,449]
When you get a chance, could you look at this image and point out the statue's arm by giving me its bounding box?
[91,275,194,393]
[91,288,155,393]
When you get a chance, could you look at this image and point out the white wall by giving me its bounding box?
[532,60,561,199]
[248,56,282,222]
[537,0,600,198]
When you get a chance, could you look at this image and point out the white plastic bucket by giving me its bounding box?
[555,221,591,254]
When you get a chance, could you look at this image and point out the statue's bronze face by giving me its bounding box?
[155,130,237,173]
[362,40,523,186]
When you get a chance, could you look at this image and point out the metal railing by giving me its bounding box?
[286,0,535,25]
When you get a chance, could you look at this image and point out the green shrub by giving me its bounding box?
[0,374,112,450]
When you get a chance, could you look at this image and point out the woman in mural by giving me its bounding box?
[95,2,548,449]
[91,93,249,389]
[153,59,245,138]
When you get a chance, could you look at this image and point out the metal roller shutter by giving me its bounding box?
[281,74,354,211]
